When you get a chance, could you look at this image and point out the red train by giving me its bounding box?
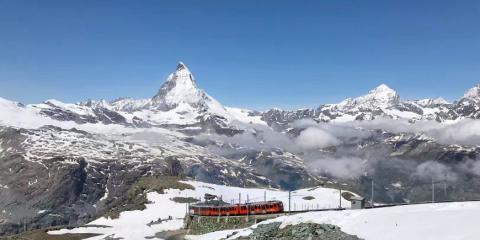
[189,200,284,216]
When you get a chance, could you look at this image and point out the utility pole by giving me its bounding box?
[264,191,266,202]
[444,181,447,200]
[432,176,435,203]
[339,184,342,209]
[239,193,241,204]
[288,191,291,212]
[444,173,447,200]
[371,176,375,207]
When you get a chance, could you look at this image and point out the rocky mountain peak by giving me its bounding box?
[149,62,226,115]
[360,84,399,106]
[463,84,480,99]
[176,61,188,70]
[338,84,399,109]
[367,84,397,99]
[150,62,205,110]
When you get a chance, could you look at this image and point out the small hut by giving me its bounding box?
[350,196,365,209]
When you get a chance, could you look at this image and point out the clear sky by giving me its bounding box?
[0,0,479,110]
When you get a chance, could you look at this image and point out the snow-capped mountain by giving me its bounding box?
[334,84,400,110]
[150,62,223,112]
[0,63,262,133]
[454,84,480,119]
[262,83,480,129]
[463,84,480,99]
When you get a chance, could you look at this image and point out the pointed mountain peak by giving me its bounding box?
[167,61,196,85]
[364,84,398,100]
[463,84,480,99]
[369,84,396,95]
[335,84,399,109]
[150,62,223,112]
[352,84,399,107]
[176,61,187,70]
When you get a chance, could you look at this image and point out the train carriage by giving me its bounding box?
[190,200,284,216]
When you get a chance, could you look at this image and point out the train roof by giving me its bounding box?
[190,200,282,208]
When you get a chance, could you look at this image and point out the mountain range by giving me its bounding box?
[1,62,480,235]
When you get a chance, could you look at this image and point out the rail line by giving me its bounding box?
[190,199,480,218]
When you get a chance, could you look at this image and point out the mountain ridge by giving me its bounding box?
[0,62,479,132]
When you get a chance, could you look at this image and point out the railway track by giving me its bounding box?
[190,199,480,218]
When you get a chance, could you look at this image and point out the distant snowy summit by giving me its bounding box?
[463,84,480,99]
[336,84,400,109]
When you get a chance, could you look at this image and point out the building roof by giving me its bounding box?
[351,196,365,201]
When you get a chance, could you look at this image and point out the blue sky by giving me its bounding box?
[0,0,479,110]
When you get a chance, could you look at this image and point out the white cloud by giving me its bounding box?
[307,157,367,179]
[414,161,457,182]
[295,127,341,150]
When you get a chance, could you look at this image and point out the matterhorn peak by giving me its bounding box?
[150,62,225,113]
[169,61,196,85]
[176,61,187,70]
[463,84,480,99]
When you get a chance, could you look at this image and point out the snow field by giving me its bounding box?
[48,181,350,240]
[191,201,480,240]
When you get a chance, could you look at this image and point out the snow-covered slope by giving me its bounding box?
[196,201,480,240]
[48,181,352,240]
[0,97,68,129]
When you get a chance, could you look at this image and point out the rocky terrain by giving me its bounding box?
[237,222,362,240]
[1,62,480,236]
